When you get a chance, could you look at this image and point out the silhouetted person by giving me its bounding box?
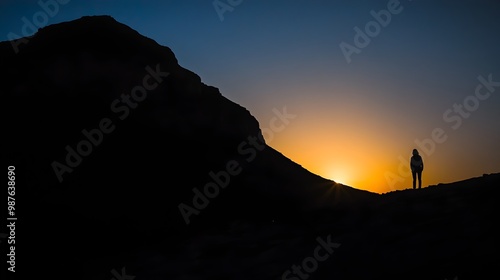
[410,149,424,189]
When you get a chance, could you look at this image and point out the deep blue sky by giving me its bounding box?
[2,0,500,192]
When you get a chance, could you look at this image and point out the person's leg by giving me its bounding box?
[417,171,422,189]
[412,171,416,189]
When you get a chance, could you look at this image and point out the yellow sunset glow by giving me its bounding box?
[248,79,500,195]
[323,165,352,186]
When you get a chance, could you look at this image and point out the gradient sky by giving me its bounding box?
[2,0,500,193]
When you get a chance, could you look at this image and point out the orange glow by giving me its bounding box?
[251,83,499,195]
[264,112,394,193]
[322,164,353,186]
[267,121,418,194]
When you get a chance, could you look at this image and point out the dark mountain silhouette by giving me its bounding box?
[1,16,498,280]
[2,15,372,226]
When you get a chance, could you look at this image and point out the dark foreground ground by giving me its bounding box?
[9,173,497,280]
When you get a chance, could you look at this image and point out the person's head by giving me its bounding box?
[412,149,419,156]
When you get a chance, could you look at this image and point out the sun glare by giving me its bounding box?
[325,166,352,186]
